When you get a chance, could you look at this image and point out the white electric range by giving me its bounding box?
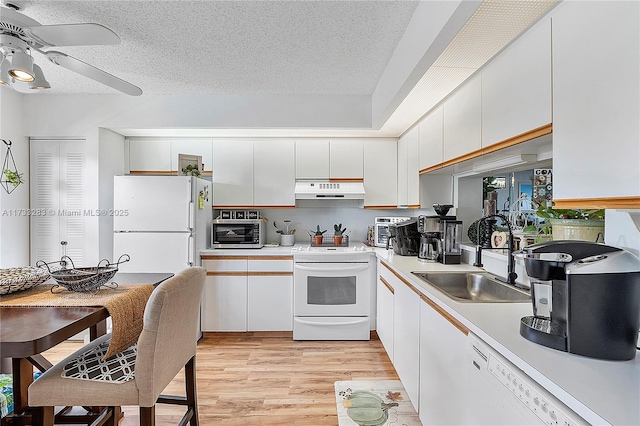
[291,243,375,340]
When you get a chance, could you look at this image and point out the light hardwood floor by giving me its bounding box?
[42,332,398,425]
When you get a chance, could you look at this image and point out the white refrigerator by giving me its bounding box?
[113,176,212,274]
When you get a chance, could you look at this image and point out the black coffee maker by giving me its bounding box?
[387,218,420,256]
[516,240,640,360]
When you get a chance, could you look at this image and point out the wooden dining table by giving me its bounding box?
[0,272,173,425]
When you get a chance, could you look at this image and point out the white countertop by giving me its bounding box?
[374,247,640,426]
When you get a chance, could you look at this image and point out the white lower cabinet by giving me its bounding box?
[388,263,421,410]
[419,295,469,424]
[201,255,293,332]
[378,261,470,424]
[247,258,293,331]
[202,274,247,332]
[376,260,395,360]
[201,257,248,332]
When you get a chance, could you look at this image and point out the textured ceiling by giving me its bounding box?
[7,0,419,96]
[2,0,558,137]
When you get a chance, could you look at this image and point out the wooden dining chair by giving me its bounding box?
[28,266,206,426]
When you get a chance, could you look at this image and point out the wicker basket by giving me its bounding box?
[0,266,50,295]
[36,254,130,294]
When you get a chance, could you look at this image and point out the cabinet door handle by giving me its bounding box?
[294,318,369,327]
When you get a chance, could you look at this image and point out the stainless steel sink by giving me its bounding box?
[411,272,531,303]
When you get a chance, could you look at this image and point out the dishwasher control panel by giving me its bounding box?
[487,352,586,426]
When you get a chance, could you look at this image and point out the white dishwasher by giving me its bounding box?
[466,332,587,426]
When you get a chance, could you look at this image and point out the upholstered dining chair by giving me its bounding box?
[28,266,206,426]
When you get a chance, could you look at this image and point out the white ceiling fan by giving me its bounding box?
[0,2,142,95]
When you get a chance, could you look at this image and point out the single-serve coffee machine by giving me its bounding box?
[515,240,640,360]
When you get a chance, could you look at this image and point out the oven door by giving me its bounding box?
[294,262,370,317]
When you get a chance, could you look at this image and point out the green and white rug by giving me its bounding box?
[335,380,421,426]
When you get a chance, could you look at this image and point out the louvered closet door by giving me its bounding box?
[30,140,86,265]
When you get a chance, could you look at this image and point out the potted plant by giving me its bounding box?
[181,164,201,177]
[333,223,346,245]
[536,203,605,242]
[2,169,23,188]
[311,225,326,245]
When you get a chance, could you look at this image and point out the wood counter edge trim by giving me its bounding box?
[553,196,640,209]
[329,178,364,182]
[247,256,293,261]
[202,255,248,260]
[419,123,553,175]
[481,123,552,155]
[380,260,421,297]
[129,170,212,175]
[213,205,295,209]
[247,271,293,277]
[419,293,470,336]
[202,255,293,261]
[379,276,394,295]
[207,271,247,276]
[365,205,402,210]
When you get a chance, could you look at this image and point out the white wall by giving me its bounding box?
[248,207,431,245]
[23,94,371,136]
[0,88,30,267]
[605,210,640,257]
[98,128,126,260]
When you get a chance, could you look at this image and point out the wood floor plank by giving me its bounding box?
[41,332,398,425]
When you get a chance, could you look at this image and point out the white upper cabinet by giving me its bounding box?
[418,106,443,171]
[482,18,552,148]
[295,139,363,179]
[295,140,330,179]
[254,139,295,207]
[398,128,420,208]
[128,138,172,172]
[212,140,254,206]
[443,75,482,162]
[552,1,639,204]
[171,139,213,173]
[364,139,397,208]
[330,139,363,179]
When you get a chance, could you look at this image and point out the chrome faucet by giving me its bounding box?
[473,214,518,286]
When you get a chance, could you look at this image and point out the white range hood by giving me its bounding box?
[294,180,365,200]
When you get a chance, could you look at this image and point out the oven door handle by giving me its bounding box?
[294,317,369,327]
[294,264,370,273]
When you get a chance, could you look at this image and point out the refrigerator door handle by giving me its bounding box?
[188,234,195,266]
[188,201,195,231]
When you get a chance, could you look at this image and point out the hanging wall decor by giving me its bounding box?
[1,139,23,194]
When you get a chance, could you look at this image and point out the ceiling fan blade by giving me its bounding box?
[46,51,142,96]
[26,23,120,47]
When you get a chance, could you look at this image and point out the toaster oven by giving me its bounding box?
[211,219,265,248]
[374,216,411,248]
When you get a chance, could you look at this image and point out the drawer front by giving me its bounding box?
[201,256,247,272]
[248,257,293,273]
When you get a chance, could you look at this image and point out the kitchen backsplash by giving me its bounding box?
[216,207,431,245]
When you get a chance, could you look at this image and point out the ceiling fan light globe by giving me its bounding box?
[29,64,50,89]
[8,51,34,82]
